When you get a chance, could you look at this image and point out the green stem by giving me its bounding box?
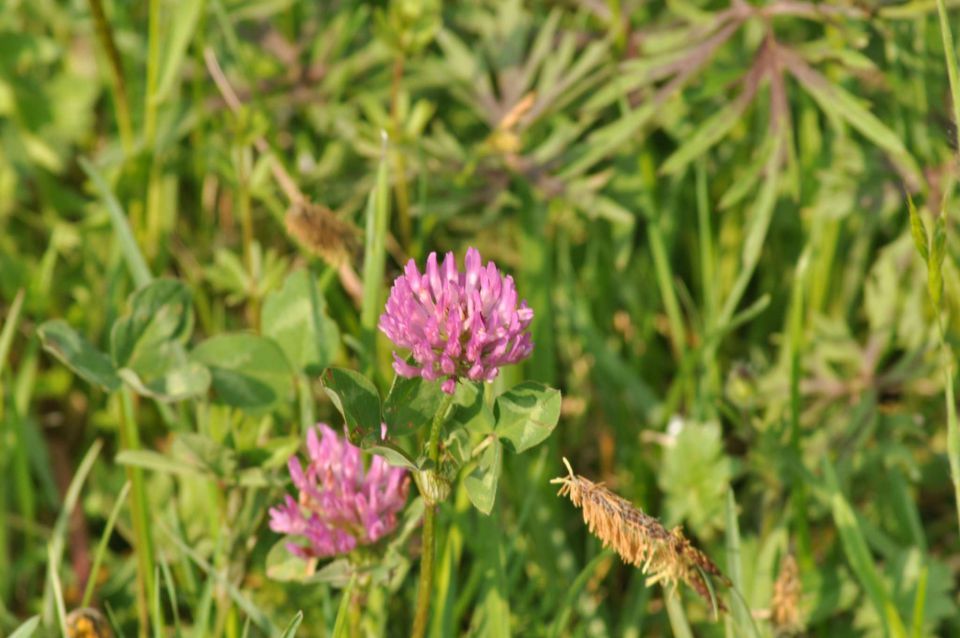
[236,148,258,330]
[390,54,411,251]
[119,388,156,638]
[86,0,134,152]
[646,216,686,361]
[664,590,694,638]
[935,0,960,155]
[81,481,132,608]
[143,0,161,149]
[788,249,814,569]
[360,150,391,377]
[935,317,960,536]
[411,392,456,638]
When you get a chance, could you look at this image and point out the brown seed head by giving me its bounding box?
[551,457,729,612]
[771,553,803,635]
[284,201,358,265]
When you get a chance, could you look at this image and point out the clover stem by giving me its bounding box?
[411,390,456,638]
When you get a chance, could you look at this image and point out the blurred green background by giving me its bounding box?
[3,0,960,635]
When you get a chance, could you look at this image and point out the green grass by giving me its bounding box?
[4,0,960,636]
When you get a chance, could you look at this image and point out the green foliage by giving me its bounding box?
[6,0,960,635]
[660,421,731,539]
[383,374,446,436]
[494,382,561,454]
[262,270,340,375]
[37,320,121,392]
[322,367,383,442]
[190,333,293,411]
[464,438,502,515]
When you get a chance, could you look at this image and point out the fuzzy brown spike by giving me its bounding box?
[771,553,803,634]
[284,202,359,265]
[551,458,729,612]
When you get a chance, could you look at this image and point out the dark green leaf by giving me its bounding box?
[494,382,561,453]
[262,270,340,375]
[449,381,494,433]
[383,374,445,436]
[321,367,381,442]
[110,279,208,401]
[190,334,294,412]
[111,279,193,367]
[38,320,120,391]
[464,437,502,514]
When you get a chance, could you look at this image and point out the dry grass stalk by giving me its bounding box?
[551,458,729,610]
[770,553,803,635]
[284,201,359,266]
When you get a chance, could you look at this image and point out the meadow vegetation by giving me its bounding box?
[3,0,960,635]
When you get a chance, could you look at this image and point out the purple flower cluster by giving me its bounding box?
[379,247,534,394]
[269,424,409,559]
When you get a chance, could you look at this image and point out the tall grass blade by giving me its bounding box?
[547,549,613,638]
[911,564,928,638]
[331,577,356,638]
[79,158,153,288]
[936,0,960,153]
[724,490,756,637]
[47,544,68,637]
[158,520,277,635]
[359,135,391,376]
[823,460,907,638]
[664,591,694,638]
[43,439,103,626]
[279,610,304,638]
[0,289,25,378]
[9,616,40,638]
[81,480,131,608]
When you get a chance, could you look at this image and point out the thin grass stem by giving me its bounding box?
[86,0,134,152]
[120,389,156,637]
[81,481,131,608]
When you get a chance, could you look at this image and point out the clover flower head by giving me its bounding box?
[269,424,409,559]
[378,247,534,393]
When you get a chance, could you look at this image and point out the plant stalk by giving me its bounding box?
[390,54,412,251]
[411,392,456,638]
[143,0,161,149]
[86,0,134,152]
[119,388,156,638]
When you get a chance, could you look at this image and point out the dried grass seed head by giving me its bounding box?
[551,457,729,611]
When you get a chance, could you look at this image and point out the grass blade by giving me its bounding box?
[664,591,694,638]
[47,544,68,637]
[359,137,391,377]
[0,289,24,378]
[157,519,277,635]
[81,480,131,607]
[153,0,205,103]
[43,439,103,626]
[724,490,756,637]
[910,563,928,638]
[331,577,356,638]
[279,611,304,638]
[822,460,906,638]
[547,549,613,638]
[9,615,40,638]
[79,157,153,288]
[936,0,960,154]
